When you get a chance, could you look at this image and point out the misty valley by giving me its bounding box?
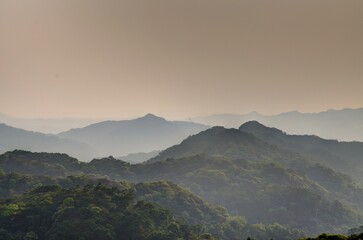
[0,114,363,240]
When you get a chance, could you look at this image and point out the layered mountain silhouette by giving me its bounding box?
[57,114,209,158]
[192,108,363,142]
[1,113,363,237]
[0,114,209,160]
[0,123,96,160]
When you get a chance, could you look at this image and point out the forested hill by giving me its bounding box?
[0,171,304,240]
[239,121,363,183]
[147,126,308,168]
[0,181,212,240]
[1,150,363,236]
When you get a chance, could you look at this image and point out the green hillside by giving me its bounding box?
[0,172,303,240]
[0,183,211,240]
[1,150,362,236]
[239,121,363,184]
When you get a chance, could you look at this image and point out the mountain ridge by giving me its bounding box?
[0,114,209,161]
[192,108,363,141]
[148,125,309,168]
[57,114,209,158]
[239,121,363,184]
[0,123,96,161]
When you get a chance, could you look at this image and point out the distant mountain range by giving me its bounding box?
[0,114,208,160]
[1,109,363,161]
[2,108,363,141]
[57,114,209,157]
[0,123,96,160]
[192,108,363,142]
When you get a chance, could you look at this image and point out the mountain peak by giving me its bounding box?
[57,113,208,157]
[239,121,284,136]
[144,113,158,118]
[240,120,265,128]
[147,125,272,163]
[139,113,166,121]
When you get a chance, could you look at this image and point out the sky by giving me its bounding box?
[0,0,362,120]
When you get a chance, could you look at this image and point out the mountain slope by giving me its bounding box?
[58,114,209,157]
[148,126,308,167]
[0,183,214,240]
[2,150,362,235]
[193,108,363,142]
[0,171,303,240]
[239,121,363,184]
[0,124,96,160]
[135,155,363,235]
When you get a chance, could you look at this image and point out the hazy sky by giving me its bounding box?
[1,0,362,119]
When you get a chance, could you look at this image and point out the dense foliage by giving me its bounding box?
[133,156,363,235]
[0,183,214,240]
[299,232,363,240]
[148,127,308,168]
[1,150,362,236]
[239,121,363,184]
[0,172,303,240]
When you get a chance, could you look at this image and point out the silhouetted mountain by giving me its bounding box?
[193,108,363,141]
[0,124,96,160]
[239,120,284,135]
[239,121,363,184]
[58,114,209,157]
